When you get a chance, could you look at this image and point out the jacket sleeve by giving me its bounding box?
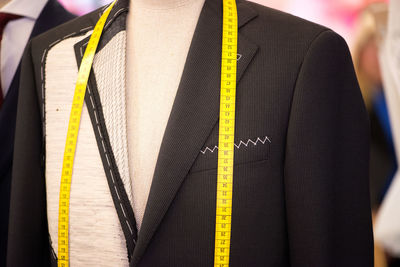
[7,41,51,267]
[283,30,373,266]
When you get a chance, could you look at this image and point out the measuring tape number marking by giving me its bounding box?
[214,0,238,266]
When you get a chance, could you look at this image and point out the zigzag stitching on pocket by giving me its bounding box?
[200,136,271,155]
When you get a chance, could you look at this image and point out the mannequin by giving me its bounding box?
[8,0,373,265]
[126,0,205,228]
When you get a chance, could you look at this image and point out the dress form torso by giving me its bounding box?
[126,0,205,229]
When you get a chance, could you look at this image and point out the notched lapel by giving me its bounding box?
[132,0,258,264]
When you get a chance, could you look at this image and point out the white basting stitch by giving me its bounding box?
[109,169,116,184]
[88,89,105,139]
[89,95,96,110]
[200,146,218,154]
[63,32,77,39]
[94,110,99,124]
[234,136,271,149]
[120,203,127,218]
[41,84,45,105]
[91,86,132,234]
[200,136,271,155]
[41,49,47,63]
[97,125,103,138]
[126,220,133,235]
[104,8,127,29]
[101,139,107,153]
[237,53,242,61]
[91,98,131,229]
[49,39,63,48]
[105,153,111,166]
[80,26,93,32]
[114,185,120,199]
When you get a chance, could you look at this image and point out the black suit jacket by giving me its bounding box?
[7,0,373,266]
[0,1,75,265]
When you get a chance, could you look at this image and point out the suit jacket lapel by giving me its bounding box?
[132,0,258,264]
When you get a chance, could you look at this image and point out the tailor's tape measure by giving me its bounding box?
[214,0,238,266]
[57,0,238,265]
[57,1,116,266]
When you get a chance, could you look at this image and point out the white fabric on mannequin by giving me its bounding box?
[126,0,205,229]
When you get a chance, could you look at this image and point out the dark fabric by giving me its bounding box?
[389,257,400,267]
[369,101,397,208]
[0,13,22,108]
[8,0,373,266]
[282,30,372,266]
[0,1,75,266]
[6,41,50,267]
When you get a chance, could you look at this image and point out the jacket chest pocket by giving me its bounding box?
[189,135,271,173]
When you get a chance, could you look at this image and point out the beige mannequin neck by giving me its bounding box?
[126,0,205,229]
[131,0,199,10]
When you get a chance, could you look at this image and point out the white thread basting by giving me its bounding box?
[200,136,271,155]
[84,77,135,241]
[81,30,137,244]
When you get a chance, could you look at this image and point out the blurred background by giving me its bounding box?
[58,0,388,46]
[57,0,397,266]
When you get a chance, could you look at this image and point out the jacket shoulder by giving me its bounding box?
[241,0,332,48]
[30,6,105,54]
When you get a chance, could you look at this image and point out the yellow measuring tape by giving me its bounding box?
[57,1,116,266]
[214,0,238,266]
[57,0,238,266]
